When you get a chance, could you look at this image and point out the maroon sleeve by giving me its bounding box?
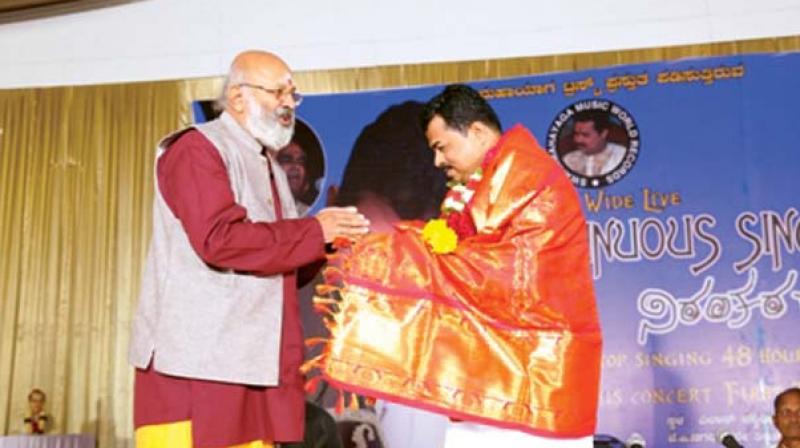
[157,130,325,276]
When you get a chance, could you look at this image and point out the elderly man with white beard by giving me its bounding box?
[128,50,369,448]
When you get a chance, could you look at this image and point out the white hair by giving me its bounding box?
[215,67,246,112]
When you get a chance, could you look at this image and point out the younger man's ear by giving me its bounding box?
[468,121,493,147]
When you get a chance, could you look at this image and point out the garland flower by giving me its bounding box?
[420,139,504,254]
[421,218,459,254]
[422,146,499,254]
[421,169,483,254]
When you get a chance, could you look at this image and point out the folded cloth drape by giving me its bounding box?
[316,125,602,439]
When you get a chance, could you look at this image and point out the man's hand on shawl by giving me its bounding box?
[315,206,370,243]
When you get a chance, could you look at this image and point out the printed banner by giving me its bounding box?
[194,52,800,446]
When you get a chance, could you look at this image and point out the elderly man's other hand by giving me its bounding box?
[315,206,370,243]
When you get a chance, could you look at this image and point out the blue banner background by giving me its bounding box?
[195,53,800,446]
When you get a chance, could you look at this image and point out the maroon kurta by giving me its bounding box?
[134,130,325,447]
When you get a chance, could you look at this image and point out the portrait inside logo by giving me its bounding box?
[547,100,640,189]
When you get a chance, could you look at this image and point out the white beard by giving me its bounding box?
[243,94,294,150]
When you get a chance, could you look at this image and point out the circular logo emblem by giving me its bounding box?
[276,118,327,215]
[546,99,640,188]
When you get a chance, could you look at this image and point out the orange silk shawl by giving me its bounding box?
[318,125,602,438]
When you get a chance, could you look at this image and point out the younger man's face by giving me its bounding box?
[426,115,486,183]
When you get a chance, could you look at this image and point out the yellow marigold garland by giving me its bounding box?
[421,219,458,254]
